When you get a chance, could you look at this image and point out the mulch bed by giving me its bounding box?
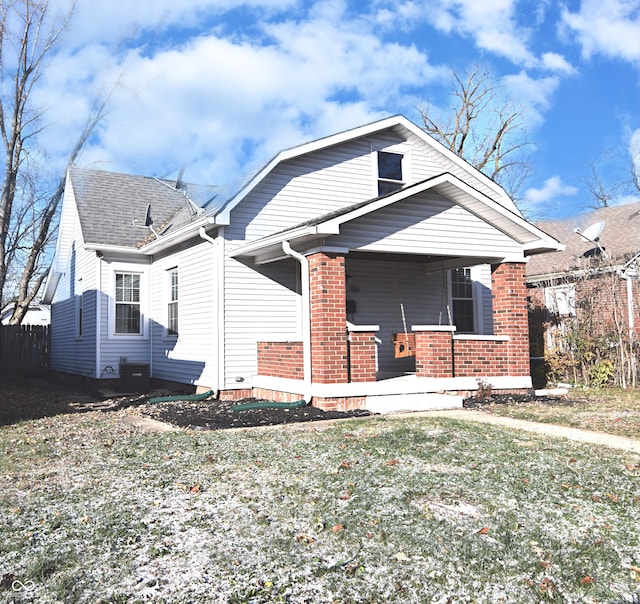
[463,392,569,408]
[139,398,373,431]
[0,378,372,430]
[0,378,571,430]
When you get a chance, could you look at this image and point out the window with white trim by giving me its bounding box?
[115,272,141,334]
[167,268,178,336]
[451,267,475,333]
[377,151,404,196]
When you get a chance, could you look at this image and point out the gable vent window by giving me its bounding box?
[377,151,404,196]
[451,267,475,333]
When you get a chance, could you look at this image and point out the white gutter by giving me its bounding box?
[199,226,222,395]
[282,241,312,402]
[95,253,101,380]
[142,216,220,254]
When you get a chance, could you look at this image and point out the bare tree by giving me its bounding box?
[418,64,531,197]
[587,138,640,209]
[0,0,105,324]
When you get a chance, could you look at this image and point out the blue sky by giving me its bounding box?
[38,0,640,220]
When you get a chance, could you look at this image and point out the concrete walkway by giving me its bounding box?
[419,409,640,455]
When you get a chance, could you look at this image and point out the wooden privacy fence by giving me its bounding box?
[0,325,50,378]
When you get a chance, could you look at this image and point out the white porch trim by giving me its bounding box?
[251,373,532,398]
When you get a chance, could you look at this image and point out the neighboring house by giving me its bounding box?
[1,303,50,326]
[43,115,561,411]
[526,202,640,384]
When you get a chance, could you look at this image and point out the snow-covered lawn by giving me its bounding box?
[1,409,639,603]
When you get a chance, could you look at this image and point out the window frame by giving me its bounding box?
[376,150,406,196]
[108,266,148,339]
[450,267,476,334]
[166,267,179,338]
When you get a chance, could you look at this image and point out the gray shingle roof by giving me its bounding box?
[69,167,220,247]
[527,202,640,279]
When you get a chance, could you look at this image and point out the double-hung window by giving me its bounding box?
[167,268,179,336]
[377,151,404,196]
[115,272,141,334]
[451,267,475,333]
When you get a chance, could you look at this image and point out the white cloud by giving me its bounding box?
[502,71,561,126]
[524,175,579,205]
[38,1,443,186]
[540,52,576,74]
[422,0,538,67]
[561,0,640,62]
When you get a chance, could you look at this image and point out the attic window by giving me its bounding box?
[377,151,404,196]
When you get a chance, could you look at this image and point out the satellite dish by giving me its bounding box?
[574,220,604,243]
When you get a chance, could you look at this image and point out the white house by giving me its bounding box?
[43,115,562,411]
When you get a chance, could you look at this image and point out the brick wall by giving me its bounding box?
[308,252,348,383]
[415,330,453,377]
[348,331,377,382]
[257,341,304,379]
[453,339,509,376]
[492,262,530,376]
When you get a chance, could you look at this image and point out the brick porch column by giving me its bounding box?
[308,252,348,383]
[491,262,530,376]
[414,326,455,377]
[348,329,378,382]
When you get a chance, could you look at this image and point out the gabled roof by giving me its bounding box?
[69,167,219,248]
[215,114,521,223]
[232,172,562,262]
[527,201,640,280]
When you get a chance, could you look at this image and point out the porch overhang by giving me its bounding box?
[230,172,563,265]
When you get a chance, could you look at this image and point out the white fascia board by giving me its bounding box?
[41,270,62,304]
[430,175,563,251]
[84,242,141,255]
[522,239,566,253]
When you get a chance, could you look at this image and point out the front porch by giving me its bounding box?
[251,253,532,412]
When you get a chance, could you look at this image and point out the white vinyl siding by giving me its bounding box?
[149,241,218,388]
[229,134,419,242]
[222,130,513,389]
[330,194,521,258]
[98,257,150,375]
[49,199,98,377]
[222,253,300,389]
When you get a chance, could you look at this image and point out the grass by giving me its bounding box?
[485,387,640,440]
[0,405,639,603]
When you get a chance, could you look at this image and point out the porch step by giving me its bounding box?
[365,392,463,415]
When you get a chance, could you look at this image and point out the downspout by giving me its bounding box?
[282,241,312,402]
[199,226,221,396]
[95,252,102,381]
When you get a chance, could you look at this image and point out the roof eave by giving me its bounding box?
[138,215,222,254]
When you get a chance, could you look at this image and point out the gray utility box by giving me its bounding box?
[119,363,150,393]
